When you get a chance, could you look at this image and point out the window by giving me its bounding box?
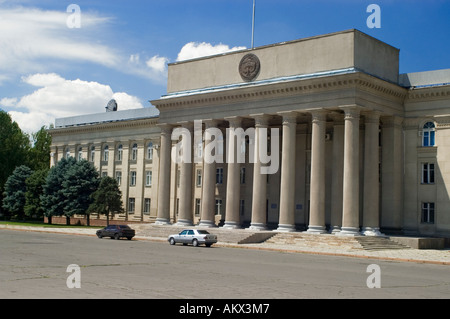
[131,143,138,161]
[128,198,135,214]
[188,230,194,235]
[422,163,435,184]
[90,146,95,162]
[146,171,152,187]
[103,145,109,162]
[421,202,435,224]
[216,167,223,184]
[115,171,122,186]
[130,171,136,186]
[102,171,108,177]
[117,144,123,161]
[195,198,201,216]
[196,169,202,187]
[147,142,153,160]
[65,148,71,159]
[77,147,83,161]
[240,167,246,184]
[215,199,223,215]
[422,122,436,147]
[144,198,151,215]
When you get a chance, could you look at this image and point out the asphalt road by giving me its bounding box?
[0,229,449,300]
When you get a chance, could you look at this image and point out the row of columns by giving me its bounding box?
[155,106,383,236]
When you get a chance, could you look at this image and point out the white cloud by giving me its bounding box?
[7,73,144,134]
[176,42,246,62]
[146,55,169,74]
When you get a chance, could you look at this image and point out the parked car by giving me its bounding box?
[168,229,217,247]
[96,225,135,240]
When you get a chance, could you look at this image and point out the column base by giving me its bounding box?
[175,219,194,227]
[222,221,242,229]
[305,225,327,234]
[336,227,361,236]
[361,227,384,237]
[247,223,267,231]
[154,218,171,225]
[329,226,341,234]
[198,220,217,228]
[276,224,296,232]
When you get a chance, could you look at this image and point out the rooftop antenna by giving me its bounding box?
[251,0,256,49]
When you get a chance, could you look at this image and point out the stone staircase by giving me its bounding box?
[356,236,412,251]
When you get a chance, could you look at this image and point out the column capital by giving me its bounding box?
[277,111,298,124]
[157,123,174,135]
[362,111,381,124]
[250,113,271,127]
[340,105,361,120]
[308,109,328,123]
[224,116,243,128]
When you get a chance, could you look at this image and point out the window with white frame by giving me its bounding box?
[65,148,71,159]
[128,198,135,214]
[147,142,153,160]
[130,171,136,186]
[421,202,435,224]
[196,169,202,187]
[117,144,123,161]
[77,147,83,161]
[422,122,436,147]
[216,167,223,184]
[215,199,223,215]
[90,146,95,162]
[131,143,138,161]
[146,171,152,187]
[422,163,435,184]
[195,198,201,216]
[144,198,151,214]
[115,171,122,186]
[103,145,109,162]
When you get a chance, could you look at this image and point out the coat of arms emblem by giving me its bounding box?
[239,53,260,82]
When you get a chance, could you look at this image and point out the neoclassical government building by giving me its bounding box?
[50,29,450,237]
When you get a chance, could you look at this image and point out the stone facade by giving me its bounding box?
[49,29,450,237]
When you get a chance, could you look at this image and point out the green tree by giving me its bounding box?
[40,157,76,224]
[2,165,33,219]
[62,159,99,225]
[24,169,49,219]
[28,126,52,171]
[88,176,123,225]
[0,111,30,215]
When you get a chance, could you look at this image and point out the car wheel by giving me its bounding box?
[169,237,176,245]
[114,233,120,240]
[205,243,211,247]
[97,234,103,239]
[127,237,132,240]
[192,239,199,247]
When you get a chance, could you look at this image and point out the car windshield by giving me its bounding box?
[197,230,210,234]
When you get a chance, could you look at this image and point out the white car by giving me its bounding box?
[168,229,218,247]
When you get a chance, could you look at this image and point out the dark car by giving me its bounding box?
[96,225,135,240]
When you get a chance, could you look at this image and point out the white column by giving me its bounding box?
[176,122,194,226]
[155,125,173,225]
[306,110,327,234]
[223,117,242,229]
[329,113,344,233]
[277,112,297,232]
[249,114,270,230]
[362,112,383,236]
[338,106,361,236]
[199,120,218,227]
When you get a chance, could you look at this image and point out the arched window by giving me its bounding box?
[117,144,123,161]
[103,145,109,162]
[147,142,153,160]
[422,122,436,147]
[131,143,138,161]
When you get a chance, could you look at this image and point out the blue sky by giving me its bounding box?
[0,0,449,133]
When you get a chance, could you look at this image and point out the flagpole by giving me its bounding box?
[251,0,256,49]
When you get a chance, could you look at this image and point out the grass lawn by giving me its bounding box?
[0,220,102,229]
